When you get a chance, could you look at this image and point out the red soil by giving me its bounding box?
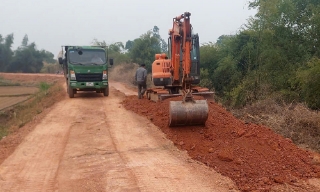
[121,95,320,191]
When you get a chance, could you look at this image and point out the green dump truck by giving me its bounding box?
[58,45,113,98]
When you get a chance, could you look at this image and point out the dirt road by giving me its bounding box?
[0,81,236,191]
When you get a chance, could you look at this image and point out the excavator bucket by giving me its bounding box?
[169,100,209,127]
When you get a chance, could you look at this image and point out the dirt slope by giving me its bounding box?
[0,74,237,192]
[122,95,320,191]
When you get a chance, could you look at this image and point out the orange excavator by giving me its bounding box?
[146,12,214,127]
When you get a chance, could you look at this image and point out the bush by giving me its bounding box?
[298,58,320,109]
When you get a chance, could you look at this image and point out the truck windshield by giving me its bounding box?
[68,49,106,65]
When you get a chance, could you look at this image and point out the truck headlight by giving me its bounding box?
[102,70,108,80]
[70,70,76,80]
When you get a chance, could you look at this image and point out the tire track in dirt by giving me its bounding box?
[0,99,76,191]
[54,95,139,192]
[107,87,237,192]
[55,87,237,192]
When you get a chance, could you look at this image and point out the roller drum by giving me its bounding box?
[169,100,209,126]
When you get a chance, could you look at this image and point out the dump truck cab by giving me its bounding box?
[58,45,113,98]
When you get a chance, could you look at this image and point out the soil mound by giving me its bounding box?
[122,96,320,191]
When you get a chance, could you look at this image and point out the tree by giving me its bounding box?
[0,33,14,72]
[212,56,241,96]
[152,26,160,39]
[92,39,130,64]
[40,50,56,64]
[152,26,168,53]
[125,40,134,51]
[109,42,124,53]
[199,42,219,87]
[129,31,162,71]
[21,34,28,47]
[0,33,59,73]
[195,0,320,107]
[7,37,44,73]
[296,58,320,109]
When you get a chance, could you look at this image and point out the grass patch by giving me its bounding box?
[39,82,50,91]
[0,76,21,86]
[0,110,9,138]
[0,80,65,139]
[0,126,7,139]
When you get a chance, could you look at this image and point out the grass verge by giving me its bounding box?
[0,80,65,139]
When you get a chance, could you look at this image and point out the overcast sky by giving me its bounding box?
[0,0,256,57]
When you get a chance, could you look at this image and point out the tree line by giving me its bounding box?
[0,34,55,73]
[0,25,166,74]
[86,0,320,110]
[93,25,167,73]
[199,0,320,109]
[1,0,319,109]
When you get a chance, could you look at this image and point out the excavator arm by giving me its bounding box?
[147,12,212,127]
[169,12,199,102]
[168,12,209,126]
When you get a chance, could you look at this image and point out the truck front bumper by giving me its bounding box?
[69,81,108,91]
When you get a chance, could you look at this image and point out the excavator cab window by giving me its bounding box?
[191,34,200,62]
[190,34,200,77]
[167,37,172,59]
[191,41,198,61]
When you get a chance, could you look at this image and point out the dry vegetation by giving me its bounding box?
[109,63,138,86]
[109,63,153,88]
[232,98,320,152]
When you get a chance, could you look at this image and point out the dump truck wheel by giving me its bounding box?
[103,86,109,96]
[68,85,74,98]
[66,80,69,93]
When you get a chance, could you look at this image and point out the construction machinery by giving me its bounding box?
[146,12,214,127]
[58,46,113,98]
